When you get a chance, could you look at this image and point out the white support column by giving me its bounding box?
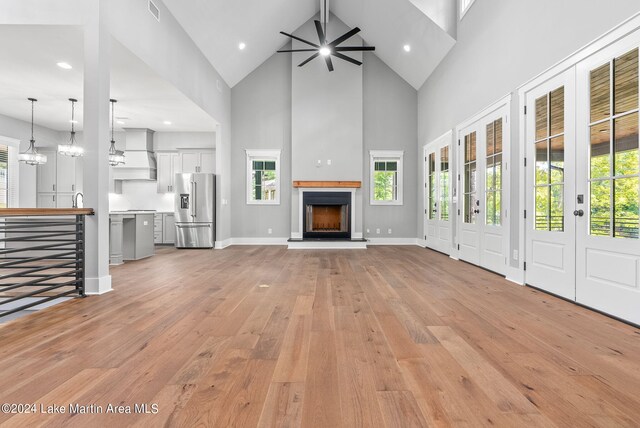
[83,0,112,294]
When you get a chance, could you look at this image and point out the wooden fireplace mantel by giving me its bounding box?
[293,181,361,188]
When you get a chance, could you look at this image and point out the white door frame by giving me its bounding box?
[455,94,512,275]
[423,130,454,255]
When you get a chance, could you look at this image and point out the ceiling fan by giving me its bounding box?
[277,0,375,71]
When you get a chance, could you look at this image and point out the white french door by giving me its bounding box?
[524,70,577,300]
[424,134,452,254]
[457,104,509,275]
[575,40,640,325]
[523,33,640,325]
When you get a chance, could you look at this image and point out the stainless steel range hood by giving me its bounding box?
[112,128,157,181]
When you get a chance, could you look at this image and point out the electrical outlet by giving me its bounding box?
[376,228,380,234]
[513,250,519,260]
[316,160,322,167]
[327,159,332,165]
[388,228,392,234]
[366,228,370,233]
[268,228,272,235]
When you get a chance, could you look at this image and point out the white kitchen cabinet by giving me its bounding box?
[36,154,56,193]
[37,193,56,208]
[37,150,81,207]
[156,152,180,193]
[56,154,77,193]
[163,213,176,244]
[178,150,215,174]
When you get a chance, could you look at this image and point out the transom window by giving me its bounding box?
[460,0,477,19]
[589,48,639,239]
[370,151,404,205]
[534,86,565,232]
[246,149,281,205]
[486,119,503,226]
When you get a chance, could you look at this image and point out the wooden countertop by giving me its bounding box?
[293,181,362,188]
[0,208,94,217]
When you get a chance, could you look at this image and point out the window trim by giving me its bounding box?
[246,149,281,205]
[369,150,404,206]
[0,135,20,208]
[459,0,476,20]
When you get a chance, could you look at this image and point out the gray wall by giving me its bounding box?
[231,36,419,240]
[417,0,640,259]
[291,14,363,182]
[363,53,418,239]
[231,50,292,239]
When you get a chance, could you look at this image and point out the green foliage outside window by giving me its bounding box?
[374,161,398,201]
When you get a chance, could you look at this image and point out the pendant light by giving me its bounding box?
[58,98,84,157]
[108,99,125,166]
[18,98,47,166]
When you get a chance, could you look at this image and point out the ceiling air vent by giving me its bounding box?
[148,0,160,21]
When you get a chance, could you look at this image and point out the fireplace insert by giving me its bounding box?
[303,192,351,239]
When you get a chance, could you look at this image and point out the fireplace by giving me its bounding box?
[303,192,351,239]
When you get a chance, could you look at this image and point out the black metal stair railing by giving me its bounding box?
[0,215,86,319]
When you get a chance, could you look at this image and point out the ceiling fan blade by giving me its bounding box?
[298,52,320,67]
[314,20,326,45]
[325,55,334,72]
[332,51,363,66]
[280,31,319,48]
[334,46,375,52]
[329,27,361,47]
[277,49,319,53]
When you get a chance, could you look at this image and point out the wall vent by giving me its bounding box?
[148,0,160,21]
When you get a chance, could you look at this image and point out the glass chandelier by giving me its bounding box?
[108,99,125,166]
[18,98,47,166]
[58,98,84,157]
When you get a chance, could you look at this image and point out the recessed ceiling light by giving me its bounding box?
[319,46,331,56]
[403,45,411,52]
[239,42,246,50]
[57,62,72,69]
[163,121,172,125]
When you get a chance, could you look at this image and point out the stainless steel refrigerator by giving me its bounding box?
[174,173,215,248]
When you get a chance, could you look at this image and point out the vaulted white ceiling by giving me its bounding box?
[163,0,457,89]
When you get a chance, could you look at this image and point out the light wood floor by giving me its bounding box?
[1,246,640,427]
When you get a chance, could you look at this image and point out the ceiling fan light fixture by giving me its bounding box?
[319,46,331,56]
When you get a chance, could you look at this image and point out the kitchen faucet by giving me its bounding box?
[72,192,84,208]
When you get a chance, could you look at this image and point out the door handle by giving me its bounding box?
[474,209,480,214]
[573,209,584,217]
[190,182,195,217]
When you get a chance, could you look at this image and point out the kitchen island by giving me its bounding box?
[109,211,155,264]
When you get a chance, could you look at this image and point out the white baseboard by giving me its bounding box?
[214,238,232,249]
[416,239,428,248]
[506,265,525,285]
[231,237,289,246]
[367,238,420,246]
[85,275,113,295]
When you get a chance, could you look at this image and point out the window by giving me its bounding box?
[485,119,503,226]
[370,150,404,205]
[534,87,565,232]
[460,0,476,19]
[0,137,19,208]
[589,48,639,239]
[463,132,477,223]
[440,146,450,221]
[246,149,281,205]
